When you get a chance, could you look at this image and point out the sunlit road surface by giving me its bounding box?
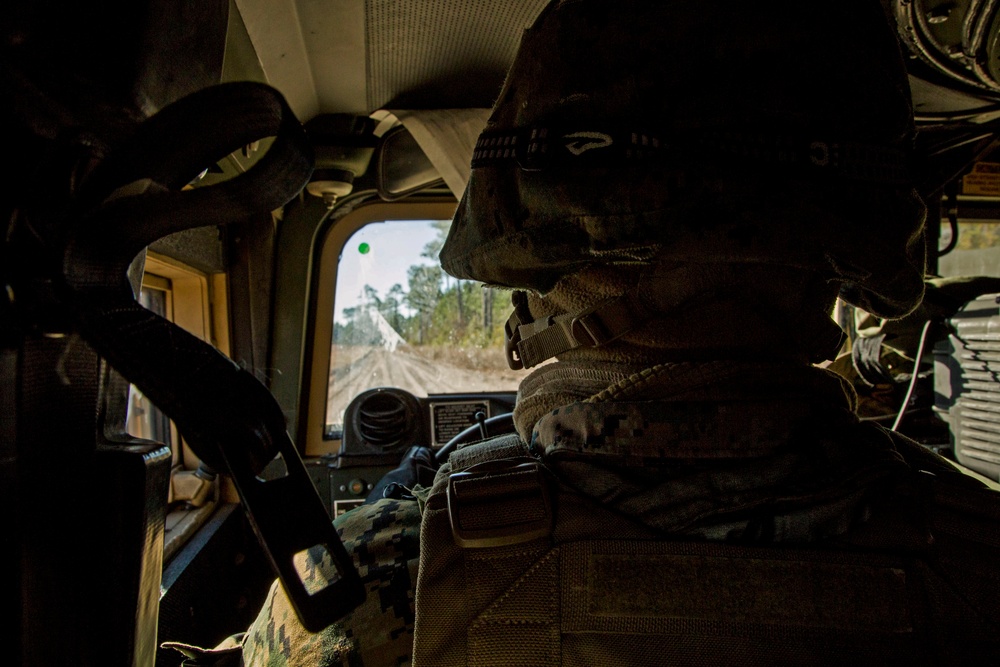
[326,345,524,428]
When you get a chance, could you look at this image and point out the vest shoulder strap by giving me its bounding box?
[448,433,531,470]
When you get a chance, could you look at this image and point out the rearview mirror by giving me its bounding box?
[375,126,443,200]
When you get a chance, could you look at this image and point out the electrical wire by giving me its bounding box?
[938,191,960,257]
[891,319,934,432]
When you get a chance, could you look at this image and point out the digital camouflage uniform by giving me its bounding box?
[238,496,423,667]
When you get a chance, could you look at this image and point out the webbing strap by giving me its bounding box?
[449,433,529,470]
[463,540,923,667]
[472,125,910,185]
[560,541,914,633]
[448,458,553,548]
[504,290,653,369]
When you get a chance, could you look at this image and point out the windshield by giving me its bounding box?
[326,219,526,436]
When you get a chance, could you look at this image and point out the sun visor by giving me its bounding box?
[376,108,491,198]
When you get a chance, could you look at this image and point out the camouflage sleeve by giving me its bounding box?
[242,496,422,667]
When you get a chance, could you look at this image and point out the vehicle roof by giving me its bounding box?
[236,0,550,121]
[234,0,1000,126]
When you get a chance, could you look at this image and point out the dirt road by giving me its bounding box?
[326,344,524,427]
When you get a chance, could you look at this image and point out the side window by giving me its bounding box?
[126,252,231,562]
[938,219,1000,278]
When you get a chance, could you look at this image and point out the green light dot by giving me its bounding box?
[358,242,370,255]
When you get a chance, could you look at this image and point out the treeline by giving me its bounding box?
[954,222,1000,251]
[334,277,511,348]
[334,220,512,349]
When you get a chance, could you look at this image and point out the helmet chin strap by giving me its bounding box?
[504,289,655,370]
[503,260,849,370]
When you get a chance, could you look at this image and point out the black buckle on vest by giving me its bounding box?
[503,290,533,370]
[504,314,525,370]
[447,459,553,548]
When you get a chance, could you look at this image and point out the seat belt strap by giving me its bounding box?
[63,82,365,632]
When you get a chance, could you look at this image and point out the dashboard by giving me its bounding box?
[305,388,516,518]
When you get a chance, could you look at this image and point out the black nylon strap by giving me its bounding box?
[472,125,910,185]
[61,82,364,631]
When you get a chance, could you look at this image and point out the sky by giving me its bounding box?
[333,219,446,324]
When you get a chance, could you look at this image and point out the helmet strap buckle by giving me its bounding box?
[504,290,655,369]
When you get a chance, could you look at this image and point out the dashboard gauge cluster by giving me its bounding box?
[306,387,516,518]
[339,387,516,464]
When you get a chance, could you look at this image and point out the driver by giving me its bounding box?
[222,0,1000,664]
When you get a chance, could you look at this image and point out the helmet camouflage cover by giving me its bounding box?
[440,0,927,319]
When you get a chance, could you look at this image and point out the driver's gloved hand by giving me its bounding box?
[364,445,438,504]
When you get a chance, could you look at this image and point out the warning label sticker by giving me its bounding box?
[962,162,1000,196]
[430,400,490,446]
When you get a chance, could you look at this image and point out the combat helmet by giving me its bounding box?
[440,0,927,368]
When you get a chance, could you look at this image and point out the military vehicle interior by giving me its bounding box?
[6,0,1000,665]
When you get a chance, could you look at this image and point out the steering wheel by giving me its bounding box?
[434,412,516,465]
[366,412,516,504]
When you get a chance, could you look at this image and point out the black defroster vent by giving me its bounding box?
[936,294,1000,480]
[341,388,423,465]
